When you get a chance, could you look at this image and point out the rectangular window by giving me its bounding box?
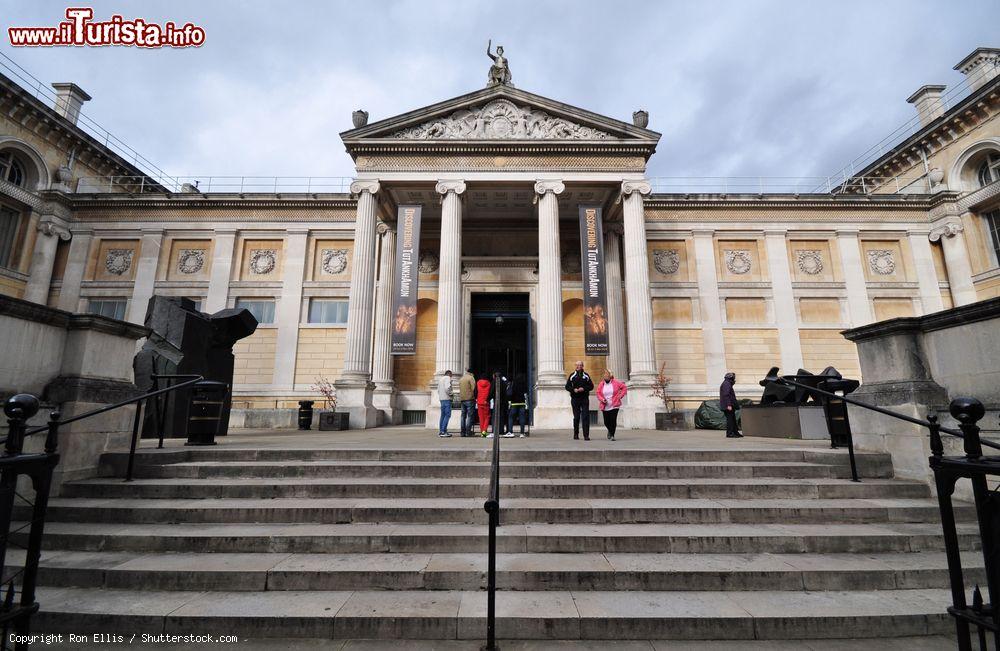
[308,299,349,325]
[0,205,20,270]
[88,298,127,321]
[235,298,275,325]
[986,210,1000,266]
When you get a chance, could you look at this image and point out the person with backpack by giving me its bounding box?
[475,372,492,436]
[506,373,529,438]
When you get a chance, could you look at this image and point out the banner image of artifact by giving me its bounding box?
[578,205,609,356]
[391,204,423,355]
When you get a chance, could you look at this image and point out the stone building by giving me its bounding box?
[1,47,999,429]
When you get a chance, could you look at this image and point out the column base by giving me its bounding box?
[372,383,397,426]
[334,378,378,430]
[533,383,574,430]
[622,375,664,430]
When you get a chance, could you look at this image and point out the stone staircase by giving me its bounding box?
[8,440,982,644]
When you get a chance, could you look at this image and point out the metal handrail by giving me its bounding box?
[768,373,999,449]
[482,373,503,651]
[14,374,206,482]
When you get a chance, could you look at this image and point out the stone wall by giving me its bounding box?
[0,294,147,493]
[843,297,1000,490]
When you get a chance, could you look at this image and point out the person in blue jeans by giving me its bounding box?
[437,370,453,437]
[506,373,529,437]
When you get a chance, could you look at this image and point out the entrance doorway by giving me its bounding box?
[468,293,531,386]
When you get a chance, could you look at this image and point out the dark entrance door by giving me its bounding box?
[468,293,532,397]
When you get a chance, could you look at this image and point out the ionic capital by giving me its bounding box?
[349,179,380,196]
[376,220,393,236]
[929,221,964,242]
[434,180,467,196]
[621,180,652,197]
[533,180,565,197]
[37,221,71,241]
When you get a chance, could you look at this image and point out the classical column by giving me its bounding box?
[692,230,727,394]
[57,230,92,312]
[425,180,466,431]
[620,181,661,429]
[273,229,308,390]
[371,220,397,424]
[335,179,381,429]
[836,230,873,326]
[930,221,977,307]
[24,218,71,306]
[764,231,804,371]
[126,229,164,324]
[908,230,945,315]
[205,229,237,313]
[532,180,570,429]
[433,180,466,377]
[603,223,629,380]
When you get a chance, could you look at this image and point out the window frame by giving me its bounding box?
[234,298,276,325]
[87,298,128,321]
[0,203,22,271]
[978,153,1000,188]
[0,151,25,188]
[984,209,1000,269]
[307,298,349,325]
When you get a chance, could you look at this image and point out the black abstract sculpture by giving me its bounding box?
[133,296,257,438]
[758,366,850,405]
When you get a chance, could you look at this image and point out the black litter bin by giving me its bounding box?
[298,400,315,430]
[186,380,228,446]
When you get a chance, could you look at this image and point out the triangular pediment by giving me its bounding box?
[341,85,660,145]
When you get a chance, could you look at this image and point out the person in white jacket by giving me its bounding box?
[437,370,453,437]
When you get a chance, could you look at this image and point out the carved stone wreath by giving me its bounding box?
[177,249,205,275]
[249,249,277,275]
[104,249,133,276]
[391,99,612,140]
[653,249,680,275]
[795,250,824,276]
[321,249,348,275]
[724,250,752,275]
[561,251,581,275]
[418,251,439,274]
[867,249,896,276]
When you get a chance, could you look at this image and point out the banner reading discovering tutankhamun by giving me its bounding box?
[578,205,609,356]
[390,204,423,355]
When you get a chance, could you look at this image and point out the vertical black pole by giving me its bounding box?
[124,399,144,482]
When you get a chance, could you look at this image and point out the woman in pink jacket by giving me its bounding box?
[596,370,628,440]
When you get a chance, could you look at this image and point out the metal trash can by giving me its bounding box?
[818,378,860,448]
[298,400,315,430]
[185,380,228,446]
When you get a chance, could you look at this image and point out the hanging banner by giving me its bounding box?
[391,204,423,355]
[578,205,609,356]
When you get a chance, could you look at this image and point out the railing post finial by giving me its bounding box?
[950,397,986,459]
[927,414,944,457]
[3,394,40,456]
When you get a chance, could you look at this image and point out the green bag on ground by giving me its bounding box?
[694,400,751,430]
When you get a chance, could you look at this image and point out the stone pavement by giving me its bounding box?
[8,426,975,646]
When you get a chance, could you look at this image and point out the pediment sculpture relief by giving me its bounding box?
[390,99,612,140]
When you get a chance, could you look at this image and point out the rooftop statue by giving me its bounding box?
[487,40,512,87]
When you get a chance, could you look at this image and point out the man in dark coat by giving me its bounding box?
[565,360,594,440]
[720,372,743,438]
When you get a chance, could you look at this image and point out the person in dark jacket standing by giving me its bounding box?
[565,360,594,440]
[720,372,743,438]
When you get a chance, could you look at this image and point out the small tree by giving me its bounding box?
[649,362,674,412]
[311,376,338,411]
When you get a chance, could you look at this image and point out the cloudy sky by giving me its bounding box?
[2,0,998,184]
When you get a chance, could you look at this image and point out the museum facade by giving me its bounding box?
[1,47,1000,429]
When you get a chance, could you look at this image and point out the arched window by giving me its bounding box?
[978,152,1000,188]
[0,151,26,187]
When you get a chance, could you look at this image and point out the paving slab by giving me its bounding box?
[107,552,291,590]
[458,590,581,639]
[34,586,203,634]
[268,553,433,590]
[166,589,353,638]
[570,590,754,639]
[334,590,464,639]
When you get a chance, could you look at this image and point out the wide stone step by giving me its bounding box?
[30,586,954,639]
[112,447,872,463]
[31,497,968,526]
[130,460,877,480]
[8,550,984,592]
[21,521,979,554]
[61,477,930,500]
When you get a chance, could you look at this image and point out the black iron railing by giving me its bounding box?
[767,369,998,650]
[482,373,503,651]
[0,374,211,647]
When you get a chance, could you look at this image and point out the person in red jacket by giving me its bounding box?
[475,373,492,436]
[596,370,628,440]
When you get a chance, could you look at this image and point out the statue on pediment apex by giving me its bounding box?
[487,40,512,87]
